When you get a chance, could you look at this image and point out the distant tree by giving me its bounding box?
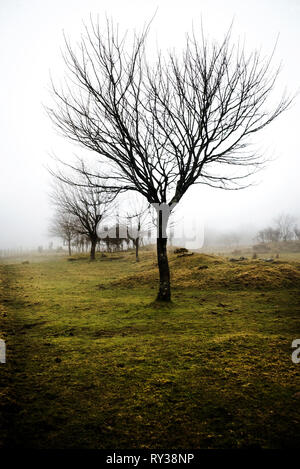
[275,213,296,241]
[73,233,90,254]
[51,175,114,261]
[49,212,78,256]
[294,226,300,240]
[126,199,150,262]
[256,229,267,244]
[257,226,280,243]
[168,218,176,247]
[266,227,280,242]
[48,19,291,300]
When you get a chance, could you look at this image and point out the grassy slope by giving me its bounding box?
[0,250,300,449]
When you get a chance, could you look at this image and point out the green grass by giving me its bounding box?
[0,250,300,448]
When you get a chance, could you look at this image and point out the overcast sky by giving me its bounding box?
[0,0,299,249]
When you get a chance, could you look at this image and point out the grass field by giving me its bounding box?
[0,249,300,449]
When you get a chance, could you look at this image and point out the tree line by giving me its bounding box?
[256,214,300,243]
[49,173,150,262]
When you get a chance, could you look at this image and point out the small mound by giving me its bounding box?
[219,263,300,289]
[111,253,300,290]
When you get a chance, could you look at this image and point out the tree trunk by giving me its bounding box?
[155,206,171,301]
[135,237,140,262]
[68,239,72,256]
[156,236,171,301]
[90,238,97,261]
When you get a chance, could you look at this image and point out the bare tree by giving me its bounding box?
[256,226,280,243]
[266,227,280,242]
[48,19,291,300]
[274,213,296,242]
[51,175,113,260]
[49,212,78,256]
[256,229,266,244]
[125,198,150,262]
[294,226,300,240]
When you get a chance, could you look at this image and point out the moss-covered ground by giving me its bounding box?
[0,250,299,448]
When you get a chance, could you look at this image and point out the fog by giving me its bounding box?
[0,0,299,250]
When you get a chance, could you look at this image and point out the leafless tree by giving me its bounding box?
[294,226,300,240]
[48,19,291,300]
[274,213,296,242]
[256,229,266,244]
[49,212,78,255]
[256,226,280,243]
[126,200,150,262]
[73,233,90,253]
[266,227,280,242]
[51,175,114,260]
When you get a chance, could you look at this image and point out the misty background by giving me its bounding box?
[0,0,299,250]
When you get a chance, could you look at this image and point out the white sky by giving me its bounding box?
[0,0,299,249]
